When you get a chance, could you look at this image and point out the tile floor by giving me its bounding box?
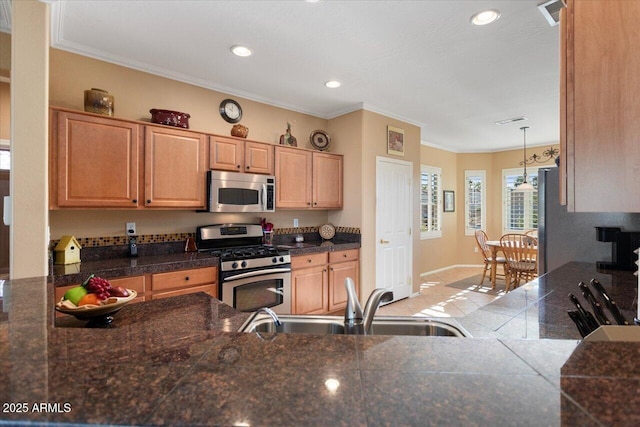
[376,266,507,318]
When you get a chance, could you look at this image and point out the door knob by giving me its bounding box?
[380,239,389,244]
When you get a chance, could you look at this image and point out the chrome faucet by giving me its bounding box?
[344,278,393,334]
[246,306,282,329]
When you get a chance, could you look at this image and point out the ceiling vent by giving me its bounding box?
[494,117,528,126]
[538,0,565,27]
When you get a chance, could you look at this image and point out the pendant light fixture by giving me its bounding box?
[518,126,535,191]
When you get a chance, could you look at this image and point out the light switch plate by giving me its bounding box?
[126,222,136,236]
[293,218,299,227]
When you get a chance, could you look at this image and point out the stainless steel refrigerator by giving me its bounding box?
[537,167,640,274]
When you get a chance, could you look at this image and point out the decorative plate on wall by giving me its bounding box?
[319,223,336,240]
[309,130,331,151]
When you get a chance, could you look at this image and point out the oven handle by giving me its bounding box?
[261,184,267,211]
[223,267,292,282]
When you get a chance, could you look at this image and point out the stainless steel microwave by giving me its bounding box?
[207,170,275,213]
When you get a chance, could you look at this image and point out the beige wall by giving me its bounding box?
[0,82,9,140]
[416,143,558,282]
[360,110,421,297]
[48,48,339,239]
[0,31,10,78]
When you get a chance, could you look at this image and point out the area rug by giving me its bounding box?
[444,274,507,294]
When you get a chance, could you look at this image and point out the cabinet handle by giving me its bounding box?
[380,239,389,244]
[237,165,241,169]
[343,254,347,257]
[307,202,311,206]
[307,259,312,263]
[185,276,190,281]
[146,199,151,204]
[132,199,137,203]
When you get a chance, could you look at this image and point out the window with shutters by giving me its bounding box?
[502,167,539,233]
[465,170,485,236]
[421,165,442,239]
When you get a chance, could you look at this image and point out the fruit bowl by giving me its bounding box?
[55,290,137,325]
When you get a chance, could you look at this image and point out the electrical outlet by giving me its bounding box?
[126,222,136,236]
[293,218,299,227]
[474,247,478,253]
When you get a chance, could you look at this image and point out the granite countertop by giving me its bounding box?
[49,241,360,287]
[1,262,639,425]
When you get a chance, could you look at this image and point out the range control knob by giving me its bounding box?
[279,256,285,262]
[232,262,238,269]
[272,257,278,263]
[241,261,247,268]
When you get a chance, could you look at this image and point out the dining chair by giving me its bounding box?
[474,230,508,288]
[524,229,538,239]
[499,233,538,291]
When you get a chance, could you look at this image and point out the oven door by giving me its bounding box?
[221,267,291,314]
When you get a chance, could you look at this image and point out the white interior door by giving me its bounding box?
[376,157,412,302]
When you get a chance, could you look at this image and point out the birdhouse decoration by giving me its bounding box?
[54,235,82,265]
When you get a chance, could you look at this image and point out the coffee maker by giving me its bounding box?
[595,226,640,271]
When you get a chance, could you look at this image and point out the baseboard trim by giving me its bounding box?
[420,264,484,277]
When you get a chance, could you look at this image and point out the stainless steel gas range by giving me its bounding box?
[196,224,291,314]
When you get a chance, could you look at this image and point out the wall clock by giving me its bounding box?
[219,99,242,123]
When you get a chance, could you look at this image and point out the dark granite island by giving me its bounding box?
[1,262,639,426]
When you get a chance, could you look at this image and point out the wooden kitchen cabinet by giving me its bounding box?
[291,253,329,314]
[150,266,217,300]
[328,249,359,313]
[291,249,359,315]
[144,126,208,209]
[275,146,343,209]
[50,109,141,208]
[560,0,640,212]
[209,136,274,175]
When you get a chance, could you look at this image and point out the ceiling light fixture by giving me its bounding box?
[495,116,528,125]
[230,45,252,57]
[518,126,535,191]
[470,9,501,26]
[324,80,341,88]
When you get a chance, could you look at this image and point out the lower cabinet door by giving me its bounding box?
[328,260,359,313]
[292,265,328,315]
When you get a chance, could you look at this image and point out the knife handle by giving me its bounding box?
[568,310,591,338]
[590,279,629,325]
[578,282,611,325]
[569,293,600,332]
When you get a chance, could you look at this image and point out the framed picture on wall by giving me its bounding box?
[444,191,455,212]
[387,126,404,156]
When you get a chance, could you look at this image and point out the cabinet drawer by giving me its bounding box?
[329,249,359,264]
[151,284,217,300]
[151,267,217,291]
[292,252,328,269]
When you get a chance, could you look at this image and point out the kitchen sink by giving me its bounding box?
[238,314,469,337]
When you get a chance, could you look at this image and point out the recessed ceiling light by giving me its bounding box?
[325,80,341,88]
[470,9,501,26]
[230,45,252,57]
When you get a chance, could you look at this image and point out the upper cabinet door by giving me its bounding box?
[312,152,343,209]
[561,0,640,212]
[245,141,274,175]
[52,110,140,208]
[144,126,207,209]
[209,136,243,172]
[275,146,312,208]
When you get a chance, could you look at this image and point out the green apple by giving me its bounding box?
[63,286,88,305]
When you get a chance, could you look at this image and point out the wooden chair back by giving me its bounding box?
[474,230,492,261]
[500,233,538,268]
